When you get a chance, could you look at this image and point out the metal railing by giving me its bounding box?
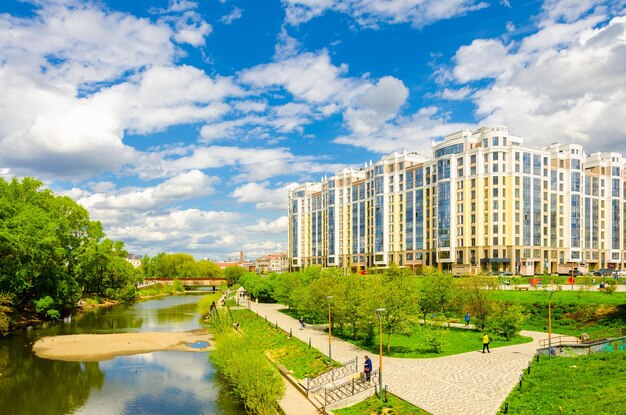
[539,327,625,347]
[306,357,358,393]
[322,369,379,406]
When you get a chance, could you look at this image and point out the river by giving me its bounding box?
[0,293,246,415]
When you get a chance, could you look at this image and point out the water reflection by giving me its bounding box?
[0,294,245,415]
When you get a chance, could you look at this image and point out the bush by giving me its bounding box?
[486,303,526,340]
[116,284,138,303]
[0,293,12,336]
[173,279,185,292]
[421,324,446,353]
[46,309,61,319]
[104,288,115,299]
[34,296,55,315]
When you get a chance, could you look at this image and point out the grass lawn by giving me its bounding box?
[230,308,339,379]
[280,307,327,324]
[334,393,431,415]
[489,290,626,337]
[502,351,626,414]
[491,289,626,306]
[337,325,532,358]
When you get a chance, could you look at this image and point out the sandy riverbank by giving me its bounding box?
[32,329,213,362]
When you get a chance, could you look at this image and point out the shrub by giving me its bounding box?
[421,324,446,353]
[116,284,138,303]
[34,296,55,315]
[104,288,115,299]
[46,309,61,319]
[486,303,526,340]
[0,293,12,336]
[173,279,185,292]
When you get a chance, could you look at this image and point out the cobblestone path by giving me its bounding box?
[243,300,552,415]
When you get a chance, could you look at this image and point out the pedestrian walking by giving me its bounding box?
[299,317,305,330]
[363,355,372,381]
[482,332,491,353]
[464,312,471,327]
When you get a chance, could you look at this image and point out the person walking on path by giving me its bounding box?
[464,312,471,327]
[299,317,305,330]
[364,355,372,381]
[482,333,491,353]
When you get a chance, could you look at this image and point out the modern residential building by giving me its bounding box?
[256,253,289,273]
[288,126,626,275]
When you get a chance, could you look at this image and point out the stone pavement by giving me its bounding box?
[242,300,553,415]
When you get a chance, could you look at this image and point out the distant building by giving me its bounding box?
[125,254,142,268]
[216,251,256,272]
[256,253,289,273]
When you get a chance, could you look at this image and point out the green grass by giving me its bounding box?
[229,309,339,379]
[197,292,223,316]
[334,393,431,415]
[491,289,626,306]
[489,290,626,337]
[337,325,532,358]
[502,351,626,414]
[279,307,327,324]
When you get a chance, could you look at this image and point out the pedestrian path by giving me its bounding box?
[242,300,552,415]
[279,376,320,415]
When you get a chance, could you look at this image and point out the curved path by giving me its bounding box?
[243,300,552,415]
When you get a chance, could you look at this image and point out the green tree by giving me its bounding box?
[486,303,526,340]
[224,265,246,287]
[455,276,496,330]
[196,259,223,279]
[379,265,420,352]
[156,253,196,279]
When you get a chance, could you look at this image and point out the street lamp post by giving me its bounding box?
[326,296,333,364]
[376,308,386,400]
[547,290,555,359]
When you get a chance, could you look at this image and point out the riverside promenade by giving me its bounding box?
[242,299,550,415]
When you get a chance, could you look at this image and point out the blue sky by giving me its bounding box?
[1,0,625,261]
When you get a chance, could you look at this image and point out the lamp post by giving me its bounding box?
[547,290,555,359]
[376,308,386,400]
[326,295,333,364]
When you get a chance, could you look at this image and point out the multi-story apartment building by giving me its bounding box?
[288,126,626,275]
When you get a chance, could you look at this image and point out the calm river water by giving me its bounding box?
[0,293,246,415]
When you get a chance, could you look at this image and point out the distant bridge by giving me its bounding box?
[140,278,227,288]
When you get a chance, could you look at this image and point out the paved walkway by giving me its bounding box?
[279,376,320,415]
[242,300,554,415]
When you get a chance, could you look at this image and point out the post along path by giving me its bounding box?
[243,300,552,415]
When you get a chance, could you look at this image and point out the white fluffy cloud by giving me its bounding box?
[446,2,626,151]
[231,182,298,210]
[239,50,365,104]
[0,1,238,178]
[245,216,289,233]
[336,106,473,153]
[344,76,409,135]
[282,0,489,28]
[78,170,218,211]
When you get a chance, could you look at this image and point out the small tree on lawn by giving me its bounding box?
[486,303,526,340]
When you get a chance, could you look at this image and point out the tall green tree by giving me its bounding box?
[379,265,420,352]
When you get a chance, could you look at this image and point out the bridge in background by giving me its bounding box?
[139,278,227,288]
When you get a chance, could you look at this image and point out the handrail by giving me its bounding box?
[306,357,358,393]
[322,369,379,406]
[539,327,626,347]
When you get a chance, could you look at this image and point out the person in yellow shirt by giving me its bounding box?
[482,333,490,353]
